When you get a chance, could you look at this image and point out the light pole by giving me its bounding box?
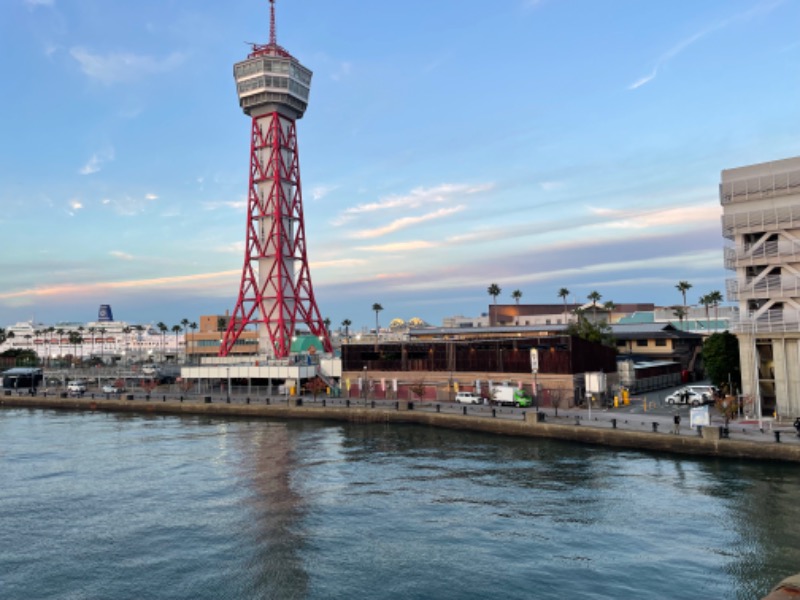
[363,365,368,405]
[226,366,231,404]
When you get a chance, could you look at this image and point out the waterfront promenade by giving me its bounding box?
[3,389,800,463]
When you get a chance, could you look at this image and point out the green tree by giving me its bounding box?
[702,331,740,392]
[566,310,615,347]
[0,328,6,345]
[511,289,522,304]
[487,283,501,304]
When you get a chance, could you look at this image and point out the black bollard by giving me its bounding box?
[775,431,782,443]
[346,399,350,408]
[611,418,617,429]
[436,404,441,413]
[652,422,659,433]
[463,406,467,416]
[492,408,497,418]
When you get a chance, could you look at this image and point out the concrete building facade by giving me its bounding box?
[721,155,800,418]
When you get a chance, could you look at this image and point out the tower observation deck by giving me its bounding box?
[220,0,331,359]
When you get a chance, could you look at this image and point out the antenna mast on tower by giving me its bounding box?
[269,0,277,47]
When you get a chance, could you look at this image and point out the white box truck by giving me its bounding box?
[490,385,533,408]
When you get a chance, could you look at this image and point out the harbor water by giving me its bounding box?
[2,408,799,599]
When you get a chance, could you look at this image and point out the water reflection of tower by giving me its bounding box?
[220,0,332,360]
[240,422,308,597]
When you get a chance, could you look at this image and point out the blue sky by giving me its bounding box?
[1,0,799,332]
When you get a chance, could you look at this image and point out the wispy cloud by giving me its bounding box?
[67,199,83,215]
[25,0,54,8]
[350,206,465,239]
[311,184,338,201]
[628,0,785,90]
[70,47,186,84]
[354,241,438,253]
[587,203,720,229]
[0,270,240,301]
[202,199,247,211]
[110,251,135,261]
[333,182,492,226]
[79,148,115,175]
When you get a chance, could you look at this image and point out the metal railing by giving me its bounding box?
[722,205,800,239]
[726,275,800,302]
[720,168,800,205]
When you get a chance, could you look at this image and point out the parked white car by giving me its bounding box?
[455,392,482,404]
[67,381,86,396]
[665,388,705,406]
[102,384,123,394]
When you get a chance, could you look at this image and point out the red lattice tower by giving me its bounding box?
[220,0,331,359]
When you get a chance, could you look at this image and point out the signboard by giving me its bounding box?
[690,406,710,428]
[530,349,539,373]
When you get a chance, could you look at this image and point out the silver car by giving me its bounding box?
[665,388,705,407]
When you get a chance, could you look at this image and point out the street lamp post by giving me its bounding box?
[363,365,368,406]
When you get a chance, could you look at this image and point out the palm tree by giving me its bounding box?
[122,326,132,361]
[172,325,182,361]
[511,290,522,304]
[87,326,96,358]
[188,322,198,363]
[98,327,106,363]
[672,306,687,328]
[341,319,352,344]
[676,281,692,312]
[603,300,616,322]
[558,287,570,324]
[180,318,191,362]
[157,322,168,361]
[77,326,85,360]
[487,283,501,304]
[0,327,7,346]
[372,303,383,336]
[56,328,65,358]
[699,294,712,329]
[708,290,723,332]
[587,290,602,322]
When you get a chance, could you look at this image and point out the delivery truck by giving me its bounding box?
[490,385,533,408]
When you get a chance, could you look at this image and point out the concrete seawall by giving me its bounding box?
[4,395,800,463]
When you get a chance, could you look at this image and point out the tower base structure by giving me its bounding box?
[220,111,331,359]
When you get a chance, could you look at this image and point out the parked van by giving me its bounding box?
[687,385,718,402]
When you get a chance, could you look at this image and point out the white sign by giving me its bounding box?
[690,406,710,428]
[530,349,539,373]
